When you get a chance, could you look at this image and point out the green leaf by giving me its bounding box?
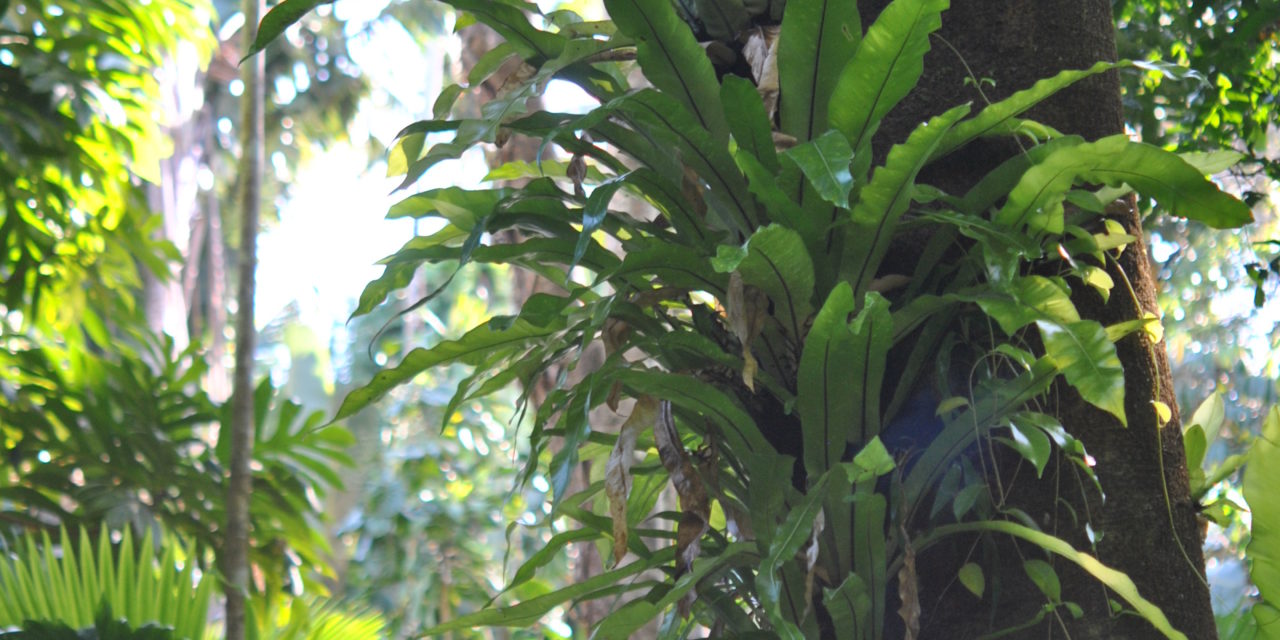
[333,318,560,421]
[604,243,727,296]
[904,358,1058,505]
[387,186,510,225]
[972,275,1080,335]
[614,368,772,456]
[421,549,674,633]
[722,75,780,172]
[623,168,716,249]
[613,90,759,234]
[466,41,520,86]
[738,225,815,340]
[1179,149,1244,176]
[845,436,896,484]
[446,0,565,60]
[958,563,984,599]
[744,451,793,550]
[428,82,465,121]
[848,293,893,446]
[1184,424,1208,479]
[996,135,1253,234]
[851,484,888,639]
[798,282,858,477]
[822,574,871,640]
[923,521,1188,639]
[500,530,597,602]
[1004,415,1053,478]
[841,104,969,298]
[604,0,729,143]
[1023,559,1062,601]
[1188,390,1226,463]
[243,0,330,61]
[933,61,1123,160]
[1037,320,1126,426]
[784,130,854,207]
[595,542,754,637]
[827,0,948,155]
[778,0,861,142]
[1246,408,1280,628]
[734,149,820,248]
[574,176,628,272]
[756,473,831,640]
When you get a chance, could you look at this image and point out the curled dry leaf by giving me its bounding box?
[605,395,659,565]
[742,26,780,120]
[868,273,912,294]
[567,148,587,199]
[654,400,712,616]
[682,165,708,219]
[603,317,631,410]
[802,510,826,622]
[772,131,799,151]
[727,271,769,391]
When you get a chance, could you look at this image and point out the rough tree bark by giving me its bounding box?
[223,0,265,637]
[860,1,1215,637]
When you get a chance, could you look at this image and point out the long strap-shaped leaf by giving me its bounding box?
[842,104,970,299]
[422,548,676,633]
[723,75,781,172]
[738,225,815,342]
[797,283,853,478]
[823,573,871,640]
[827,0,948,156]
[604,0,730,144]
[916,521,1189,640]
[333,317,563,421]
[903,357,1057,512]
[931,60,1123,161]
[799,288,892,479]
[1245,408,1280,632]
[614,90,760,234]
[778,0,861,143]
[615,367,772,456]
[995,135,1253,234]
[445,0,566,61]
[594,541,755,637]
[756,472,833,640]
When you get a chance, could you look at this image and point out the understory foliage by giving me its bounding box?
[0,526,212,640]
[256,0,1255,636]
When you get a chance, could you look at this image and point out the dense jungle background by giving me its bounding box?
[2,0,1280,638]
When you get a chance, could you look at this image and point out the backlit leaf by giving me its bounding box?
[1037,320,1126,426]
[958,563,984,598]
[827,0,948,155]
[996,135,1253,234]
[244,0,329,61]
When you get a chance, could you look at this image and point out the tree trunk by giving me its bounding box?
[140,45,208,348]
[862,1,1215,637]
[223,0,265,636]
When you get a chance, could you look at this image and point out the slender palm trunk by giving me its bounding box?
[223,0,265,636]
